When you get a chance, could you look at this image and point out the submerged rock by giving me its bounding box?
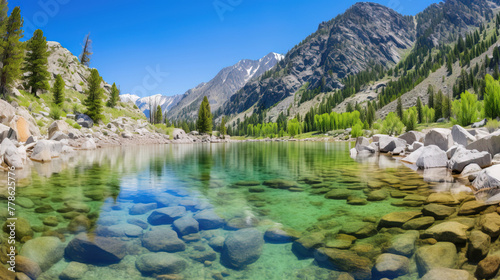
[135,252,187,276]
[59,262,89,280]
[65,233,126,264]
[173,215,199,236]
[387,230,419,257]
[422,204,456,220]
[147,206,187,225]
[476,255,500,279]
[421,268,472,280]
[373,253,410,279]
[315,248,372,280]
[193,209,225,230]
[292,232,325,257]
[129,203,157,215]
[141,228,186,252]
[221,228,264,268]
[415,242,458,276]
[467,230,490,263]
[20,237,64,271]
[423,221,468,243]
[264,226,300,243]
[378,211,422,228]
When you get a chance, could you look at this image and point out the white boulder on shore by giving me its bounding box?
[448,147,492,173]
[424,128,454,151]
[416,145,448,169]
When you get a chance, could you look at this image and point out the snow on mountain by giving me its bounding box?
[120,93,182,118]
[120,94,141,104]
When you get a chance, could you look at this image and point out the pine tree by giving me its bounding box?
[79,33,92,66]
[435,90,443,120]
[155,105,162,124]
[416,97,423,123]
[197,96,213,134]
[83,69,104,122]
[447,57,453,75]
[428,85,435,109]
[52,74,65,106]
[0,0,8,56]
[23,29,50,95]
[220,116,226,139]
[107,82,119,108]
[397,97,403,119]
[0,6,23,96]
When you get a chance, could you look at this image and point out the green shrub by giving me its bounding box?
[380,112,405,136]
[49,106,62,120]
[351,122,363,138]
[452,91,479,126]
[72,123,81,129]
[486,119,500,133]
[36,119,45,127]
[402,107,418,132]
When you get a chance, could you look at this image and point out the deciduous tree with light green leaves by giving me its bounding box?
[381,112,405,136]
[52,74,65,106]
[0,6,23,96]
[403,107,418,132]
[452,91,479,126]
[197,96,213,134]
[83,69,104,122]
[287,118,300,138]
[23,29,50,95]
[484,74,500,119]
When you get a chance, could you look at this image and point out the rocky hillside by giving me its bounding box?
[45,41,112,95]
[167,52,284,121]
[221,0,500,122]
[222,2,416,117]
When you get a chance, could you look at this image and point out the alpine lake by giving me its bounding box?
[0,142,477,280]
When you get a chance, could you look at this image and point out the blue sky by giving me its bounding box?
[12,0,439,97]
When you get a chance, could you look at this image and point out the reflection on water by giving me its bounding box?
[0,142,470,279]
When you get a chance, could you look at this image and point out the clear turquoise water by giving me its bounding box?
[0,142,458,279]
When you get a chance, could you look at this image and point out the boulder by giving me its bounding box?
[264,226,300,243]
[473,165,500,192]
[64,233,126,264]
[0,99,16,125]
[59,262,89,280]
[315,248,372,280]
[193,209,225,230]
[401,147,423,164]
[355,137,375,153]
[416,145,448,169]
[476,255,500,279]
[448,147,492,173]
[141,228,186,252]
[467,131,500,157]
[472,118,488,128]
[421,268,472,280]
[0,264,15,280]
[80,138,96,150]
[460,163,482,179]
[415,242,458,276]
[424,128,454,151]
[467,230,490,263]
[379,211,422,228]
[20,237,64,271]
[479,212,500,237]
[129,203,157,215]
[16,256,42,280]
[9,116,30,142]
[135,252,187,276]
[221,228,264,268]
[373,253,410,279]
[446,145,460,159]
[402,216,435,230]
[3,217,33,240]
[387,230,419,257]
[1,138,23,168]
[422,204,456,220]
[399,131,424,145]
[76,114,93,128]
[452,125,476,146]
[458,200,489,215]
[379,135,406,153]
[147,206,186,225]
[31,140,62,162]
[173,215,199,236]
[423,221,468,243]
[48,120,70,139]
